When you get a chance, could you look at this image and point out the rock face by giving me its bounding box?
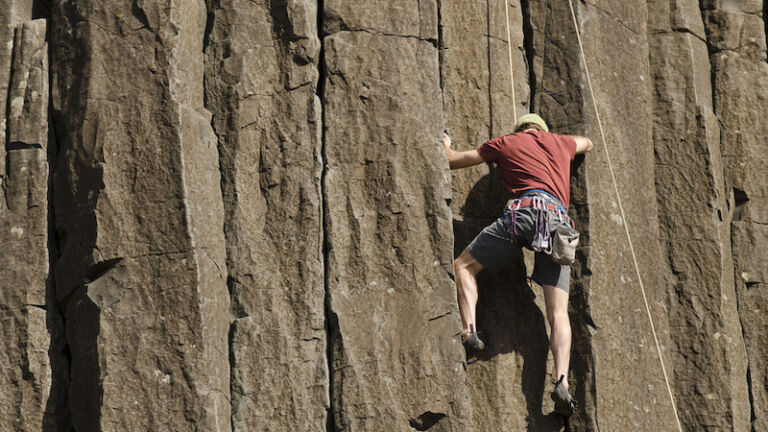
[322,1,470,430]
[699,2,768,429]
[0,16,53,431]
[1,0,766,431]
[648,1,750,429]
[204,1,328,430]
[50,1,230,430]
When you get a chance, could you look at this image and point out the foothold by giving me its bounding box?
[10,227,24,237]
[733,188,748,221]
[746,282,759,294]
[10,96,24,113]
[85,257,124,283]
[587,324,598,336]
[408,411,447,431]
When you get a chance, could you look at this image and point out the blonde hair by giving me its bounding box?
[516,123,544,132]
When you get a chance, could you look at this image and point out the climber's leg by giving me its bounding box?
[543,282,571,390]
[454,250,484,337]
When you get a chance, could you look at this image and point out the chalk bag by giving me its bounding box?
[551,224,579,265]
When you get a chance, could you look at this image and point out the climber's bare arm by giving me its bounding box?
[570,135,593,154]
[443,133,484,169]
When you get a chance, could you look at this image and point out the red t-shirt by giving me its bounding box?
[477,131,577,208]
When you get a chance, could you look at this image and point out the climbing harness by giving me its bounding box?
[503,0,517,120]
[565,1,683,430]
[503,191,577,263]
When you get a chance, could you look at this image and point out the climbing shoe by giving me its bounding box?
[550,375,575,417]
[462,324,485,353]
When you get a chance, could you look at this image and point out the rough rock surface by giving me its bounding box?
[700,1,768,429]
[648,0,750,429]
[0,1,34,166]
[564,3,679,430]
[440,1,563,430]
[0,0,765,431]
[50,1,230,430]
[322,1,469,430]
[0,17,53,431]
[204,1,328,430]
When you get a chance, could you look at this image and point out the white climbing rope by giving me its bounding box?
[565,1,684,431]
[503,0,518,120]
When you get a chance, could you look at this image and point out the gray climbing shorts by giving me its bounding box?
[465,205,572,292]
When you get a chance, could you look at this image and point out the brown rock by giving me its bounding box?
[701,1,768,429]
[50,1,230,430]
[440,1,564,430]
[0,0,35,181]
[530,1,678,429]
[0,1,764,430]
[0,17,52,431]
[204,0,328,430]
[648,0,751,429]
[322,1,470,428]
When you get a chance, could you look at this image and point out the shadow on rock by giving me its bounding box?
[453,171,565,431]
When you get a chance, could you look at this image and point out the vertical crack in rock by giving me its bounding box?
[697,1,718,111]
[729,216,758,431]
[764,0,768,62]
[46,70,70,432]
[32,1,50,20]
[201,1,244,430]
[317,3,336,430]
[200,2,237,429]
[747,365,757,428]
[728,200,758,432]
[49,2,101,428]
[437,0,444,110]
[520,0,536,112]
[485,0,494,135]
[528,1,597,428]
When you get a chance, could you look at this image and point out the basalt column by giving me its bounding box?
[700,1,768,429]
[204,1,328,430]
[322,0,470,429]
[51,1,230,430]
[529,0,678,429]
[0,17,54,431]
[440,1,563,430]
[647,0,750,429]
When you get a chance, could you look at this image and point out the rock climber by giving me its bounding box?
[442,113,593,416]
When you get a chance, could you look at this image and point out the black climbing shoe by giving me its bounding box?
[550,375,575,417]
[463,324,485,353]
